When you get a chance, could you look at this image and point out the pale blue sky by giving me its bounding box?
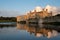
[0,0,60,17]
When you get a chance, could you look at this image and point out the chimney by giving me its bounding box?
[46,9,48,12]
[43,9,44,10]
[34,10,36,13]
[30,11,31,13]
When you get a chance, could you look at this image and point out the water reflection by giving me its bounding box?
[0,22,16,28]
[17,23,59,38]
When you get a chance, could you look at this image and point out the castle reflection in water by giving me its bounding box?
[17,23,59,38]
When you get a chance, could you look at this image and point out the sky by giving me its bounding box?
[0,0,60,17]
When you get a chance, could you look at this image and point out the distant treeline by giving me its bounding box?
[0,16,16,22]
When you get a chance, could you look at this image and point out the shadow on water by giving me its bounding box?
[17,23,60,38]
[42,24,60,32]
[0,22,16,28]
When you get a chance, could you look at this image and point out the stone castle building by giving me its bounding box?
[17,7,52,22]
[27,9,52,19]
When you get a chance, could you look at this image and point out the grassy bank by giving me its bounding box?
[0,17,16,22]
[0,20,16,22]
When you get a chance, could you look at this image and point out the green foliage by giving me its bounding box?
[0,16,16,22]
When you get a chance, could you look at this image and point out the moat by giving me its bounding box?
[0,22,60,40]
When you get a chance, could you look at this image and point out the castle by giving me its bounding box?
[17,7,52,22]
[27,9,52,19]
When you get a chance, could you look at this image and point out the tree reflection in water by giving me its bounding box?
[17,23,59,38]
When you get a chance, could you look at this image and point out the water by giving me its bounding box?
[0,23,60,40]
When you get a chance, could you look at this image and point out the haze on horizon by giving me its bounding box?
[0,0,60,17]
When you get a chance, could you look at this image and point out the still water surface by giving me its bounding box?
[0,22,60,40]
